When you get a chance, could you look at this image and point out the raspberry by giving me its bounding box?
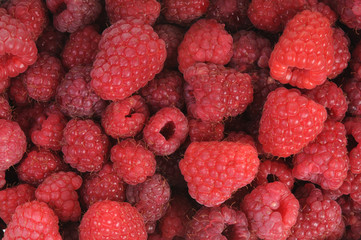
[230,30,272,72]
[0,184,35,224]
[177,19,233,73]
[338,196,361,240]
[143,107,188,156]
[0,77,10,95]
[328,28,351,79]
[36,25,67,56]
[258,87,327,157]
[351,40,361,79]
[256,159,294,190]
[80,163,126,208]
[105,0,160,25]
[0,8,37,82]
[323,171,359,201]
[79,200,147,240]
[206,0,251,32]
[304,81,347,122]
[224,131,257,149]
[16,149,68,186]
[46,0,102,33]
[62,119,109,172]
[188,118,224,142]
[242,182,299,240]
[184,63,253,122]
[269,10,334,89]
[0,119,27,171]
[344,117,361,174]
[344,77,361,117]
[179,141,260,207]
[91,18,166,101]
[140,70,184,112]
[111,138,156,185]
[162,0,210,25]
[35,171,82,222]
[293,120,349,190]
[56,65,106,118]
[9,75,29,106]
[0,96,11,120]
[126,174,171,226]
[153,24,185,69]
[23,52,64,102]
[0,171,4,189]
[3,201,62,240]
[13,102,45,138]
[334,0,361,29]
[5,0,47,40]
[289,183,343,240]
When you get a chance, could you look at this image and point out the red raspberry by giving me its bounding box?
[105,0,160,25]
[224,131,257,149]
[344,77,361,117]
[0,77,10,95]
[62,119,109,172]
[46,0,102,33]
[154,24,185,69]
[35,171,83,222]
[323,171,361,202]
[23,52,64,102]
[269,10,334,89]
[13,102,45,137]
[17,149,68,186]
[333,0,361,29]
[79,200,147,240]
[126,174,171,227]
[0,96,11,120]
[258,87,327,157]
[206,0,251,32]
[289,183,343,240]
[0,184,35,224]
[80,163,125,208]
[242,182,299,240]
[328,28,351,79]
[177,19,233,73]
[5,0,47,40]
[111,139,156,185]
[344,117,361,174]
[3,201,62,240]
[188,118,224,142]
[36,25,67,56]
[143,107,188,156]
[56,65,106,118]
[256,159,294,190]
[9,75,29,106]
[0,8,37,83]
[338,196,361,240]
[179,141,260,207]
[184,63,253,122]
[101,95,149,139]
[293,120,349,190]
[230,30,272,72]
[162,0,209,25]
[351,40,361,79]
[0,119,27,171]
[91,18,166,101]
[140,70,184,112]
[0,171,4,189]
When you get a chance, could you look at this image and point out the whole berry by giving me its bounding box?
[162,0,210,25]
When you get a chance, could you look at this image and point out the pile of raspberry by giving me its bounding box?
[1,0,361,239]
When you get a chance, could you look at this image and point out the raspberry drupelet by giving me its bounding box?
[344,77,361,117]
[162,0,210,25]
[188,118,224,142]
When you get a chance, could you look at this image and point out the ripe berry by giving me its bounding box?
[162,0,209,25]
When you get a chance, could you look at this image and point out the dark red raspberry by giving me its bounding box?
[23,52,64,102]
[56,65,106,118]
[351,40,361,79]
[9,75,29,106]
[80,163,126,208]
[224,131,257,149]
[0,8,37,83]
[0,184,35,224]
[13,102,45,137]
[154,24,185,69]
[62,119,109,172]
[269,10,334,89]
[344,117,361,174]
[230,30,272,72]
[5,0,47,40]
[17,149,68,186]
[242,182,299,240]
[0,96,11,120]
[126,174,171,228]
[91,18,166,101]
[188,118,224,142]
[111,138,156,185]
[140,70,184,112]
[256,159,294,190]
[333,0,361,29]
[46,0,101,33]
[177,19,233,73]
[101,95,149,139]
[105,0,160,25]
[328,28,351,79]
[344,77,361,117]
[79,200,147,240]
[184,63,253,122]
[0,119,27,171]
[36,25,67,56]
[3,201,62,240]
[162,0,209,25]
[338,196,361,240]
[258,87,327,157]
[156,151,187,188]
[61,25,101,69]
[35,171,82,222]
[179,141,260,207]
[0,171,4,189]
[206,0,251,32]
[143,107,188,156]
[0,77,10,95]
